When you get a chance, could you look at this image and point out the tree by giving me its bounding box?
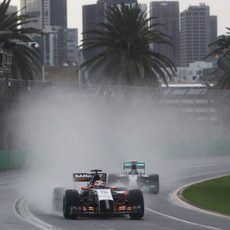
[208,27,230,57]
[205,28,230,89]
[80,3,176,87]
[0,0,42,81]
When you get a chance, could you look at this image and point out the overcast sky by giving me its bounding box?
[11,0,230,41]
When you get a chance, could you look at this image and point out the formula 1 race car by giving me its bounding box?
[52,170,144,220]
[107,161,159,194]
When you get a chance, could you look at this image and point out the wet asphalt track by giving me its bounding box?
[1,156,230,230]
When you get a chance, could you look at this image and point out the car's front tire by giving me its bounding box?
[127,189,144,219]
[63,190,80,219]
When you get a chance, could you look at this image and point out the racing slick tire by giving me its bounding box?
[63,190,80,219]
[108,174,118,186]
[149,174,159,194]
[52,187,65,211]
[127,189,144,219]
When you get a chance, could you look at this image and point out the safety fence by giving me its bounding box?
[0,79,230,170]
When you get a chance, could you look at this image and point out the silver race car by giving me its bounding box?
[108,161,159,194]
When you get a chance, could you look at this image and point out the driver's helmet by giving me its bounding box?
[131,163,137,171]
[93,180,106,188]
[129,163,138,174]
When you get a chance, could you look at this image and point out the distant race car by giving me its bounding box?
[52,169,144,220]
[107,161,159,194]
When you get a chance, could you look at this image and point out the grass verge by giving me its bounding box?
[182,175,230,216]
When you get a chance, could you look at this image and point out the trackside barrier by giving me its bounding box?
[0,150,28,170]
[0,141,230,171]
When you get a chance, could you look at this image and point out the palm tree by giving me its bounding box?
[205,27,230,89]
[208,27,230,57]
[80,3,176,87]
[0,0,42,81]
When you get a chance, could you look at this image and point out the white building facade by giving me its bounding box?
[174,61,214,82]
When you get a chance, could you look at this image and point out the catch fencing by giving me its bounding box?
[0,79,230,169]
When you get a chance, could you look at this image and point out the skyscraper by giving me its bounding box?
[97,0,137,4]
[50,0,67,28]
[180,3,217,67]
[20,0,68,66]
[210,16,218,45]
[150,1,180,67]
[7,5,17,14]
[82,4,98,60]
[20,0,50,29]
[66,29,79,65]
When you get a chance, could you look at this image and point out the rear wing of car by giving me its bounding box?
[73,173,107,182]
[123,161,145,172]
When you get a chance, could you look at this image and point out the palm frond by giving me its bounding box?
[80,3,176,87]
[0,0,42,81]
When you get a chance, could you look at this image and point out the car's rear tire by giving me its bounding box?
[127,189,144,219]
[149,174,159,194]
[63,190,80,219]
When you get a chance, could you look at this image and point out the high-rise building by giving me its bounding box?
[21,0,67,29]
[20,0,68,66]
[7,5,17,14]
[150,1,180,67]
[139,3,147,13]
[82,0,137,60]
[82,4,98,60]
[209,15,218,45]
[66,29,79,65]
[50,0,67,28]
[20,0,50,29]
[97,0,137,4]
[180,3,217,67]
[50,0,67,66]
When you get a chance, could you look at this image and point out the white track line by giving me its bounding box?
[13,169,230,230]
[14,197,59,230]
[146,207,223,230]
[145,170,230,230]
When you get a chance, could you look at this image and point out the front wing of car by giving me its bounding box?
[71,203,142,215]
